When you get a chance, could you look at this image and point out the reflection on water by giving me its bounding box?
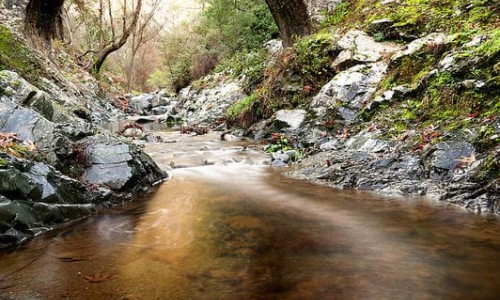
[0,133,499,299]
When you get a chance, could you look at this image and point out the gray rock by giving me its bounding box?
[312,62,388,119]
[83,162,133,190]
[129,94,153,114]
[334,30,401,64]
[151,95,169,108]
[430,141,475,172]
[275,109,307,130]
[345,131,390,153]
[80,134,167,191]
[392,33,451,62]
[320,139,343,150]
[1,107,55,149]
[272,151,291,163]
[152,106,170,115]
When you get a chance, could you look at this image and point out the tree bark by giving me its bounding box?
[25,0,65,42]
[91,0,142,75]
[264,0,312,47]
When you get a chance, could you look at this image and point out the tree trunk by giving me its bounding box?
[91,0,142,75]
[264,0,312,47]
[25,0,65,42]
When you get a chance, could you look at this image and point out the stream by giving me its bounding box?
[0,131,499,299]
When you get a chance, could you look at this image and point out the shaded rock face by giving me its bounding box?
[0,71,167,249]
[0,155,98,247]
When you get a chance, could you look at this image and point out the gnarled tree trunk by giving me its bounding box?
[264,0,312,47]
[25,0,65,42]
[90,0,142,75]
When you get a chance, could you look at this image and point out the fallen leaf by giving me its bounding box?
[458,154,476,166]
[84,273,112,283]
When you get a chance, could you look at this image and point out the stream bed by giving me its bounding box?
[0,131,499,299]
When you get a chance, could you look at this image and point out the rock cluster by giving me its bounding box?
[0,70,167,249]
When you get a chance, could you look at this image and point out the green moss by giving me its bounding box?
[227,93,260,119]
[474,124,500,152]
[393,122,407,133]
[474,153,500,182]
[293,32,335,87]
[321,1,350,26]
[0,26,44,83]
[317,0,498,42]
[475,28,500,58]
[0,158,7,168]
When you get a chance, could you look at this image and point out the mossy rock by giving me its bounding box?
[0,25,44,84]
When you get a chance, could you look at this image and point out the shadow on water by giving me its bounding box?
[0,133,499,299]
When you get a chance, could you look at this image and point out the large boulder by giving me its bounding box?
[0,155,99,249]
[247,109,307,140]
[312,62,388,122]
[177,75,246,125]
[332,30,401,69]
[81,134,167,193]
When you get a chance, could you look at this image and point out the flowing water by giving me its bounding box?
[0,131,499,299]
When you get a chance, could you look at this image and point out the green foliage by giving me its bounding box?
[0,158,7,168]
[293,32,335,85]
[0,26,43,83]
[265,135,291,153]
[200,0,277,53]
[226,93,260,119]
[473,153,500,182]
[475,29,500,58]
[150,0,277,91]
[321,1,350,26]
[216,49,268,93]
[474,124,500,152]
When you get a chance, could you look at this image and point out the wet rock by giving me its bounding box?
[151,95,170,108]
[312,62,388,121]
[275,109,307,130]
[0,167,41,199]
[333,30,401,69]
[392,33,451,63]
[25,163,90,204]
[129,94,153,114]
[1,107,56,149]
[81,134,167,192]
[427,141,475,181]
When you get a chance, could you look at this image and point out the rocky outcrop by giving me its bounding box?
[230,28,499,214]
[288,129,498,214]
[248,109,307,140]
[0,70,167,249]
[177,76,246,125]
[311,30,402,123]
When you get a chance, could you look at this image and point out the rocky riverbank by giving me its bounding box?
[0,70,166,249]
[123,27,498,214]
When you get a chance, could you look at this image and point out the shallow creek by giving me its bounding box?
[0,131,499,299]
